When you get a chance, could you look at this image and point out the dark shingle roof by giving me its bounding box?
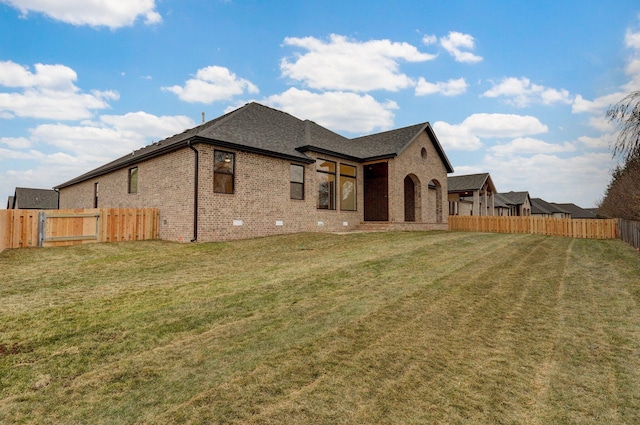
[552,203,597,219]
[55,102,453,189]
[13,187,59,209]
[531,198,570,215]
[448,173,495,192]
[7,196,14,209]
[496,191,530,206]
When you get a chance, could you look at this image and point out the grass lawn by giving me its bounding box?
[1,231,640,424]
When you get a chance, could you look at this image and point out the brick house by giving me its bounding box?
[495,191,532,216]
[55,103,454,242]
[447,173,497,216]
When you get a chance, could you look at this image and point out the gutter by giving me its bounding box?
[187,139,198,242]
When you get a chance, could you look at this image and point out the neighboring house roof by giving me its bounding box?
[55,102,453,189]
[12,187,59,209]
[496,191,530,206]
[493,196,509,209]
[531,198,571,215]
[552,203,597,219]
[448,173,496,193]
[6,196,14,209]
[584,208,600,217]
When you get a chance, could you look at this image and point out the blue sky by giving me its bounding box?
[1,0,639,208]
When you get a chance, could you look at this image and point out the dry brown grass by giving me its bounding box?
[1,231,640,424]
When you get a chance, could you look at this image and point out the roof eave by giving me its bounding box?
[425,124,454,173]
[199,137,315,164]
[296,145,363,163]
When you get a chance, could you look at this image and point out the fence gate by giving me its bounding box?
[38,210,101,247]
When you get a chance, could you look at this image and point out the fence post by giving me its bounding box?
[37,211,45,247]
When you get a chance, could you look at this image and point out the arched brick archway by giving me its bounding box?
[404,174,422,222]
[428,179,443,223]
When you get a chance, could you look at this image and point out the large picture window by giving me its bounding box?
[290,164,304,200]
[340,164,356,211]
[214,150,235,194]
[128,167,138,194]
[316,159,336,210]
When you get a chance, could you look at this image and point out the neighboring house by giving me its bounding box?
[55,102,454,242]
[494,191,532,216]
[531,198,571,218]
[493,193,511,216]
[553,203,597,219]
[8,187,59,209]
[447,173,497,216]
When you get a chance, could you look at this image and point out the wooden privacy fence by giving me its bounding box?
[618,218,640,249]
[0,208,160,253]
[449,215,618,239]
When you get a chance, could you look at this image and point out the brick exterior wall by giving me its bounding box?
[387,132,449,225]
[59,131,450,242]
[59,148,195,241]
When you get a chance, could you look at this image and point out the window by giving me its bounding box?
[214,150,234,194]
[316,159,336,210]
[93,182,99,208]
[128,167,138,194]
[340,164,356,211]
[290,164,304,200]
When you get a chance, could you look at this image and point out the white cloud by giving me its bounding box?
[281,34,436,92]
[433,113,548,151]
[261,88,398,134]
[0,137,32,149]
[488,137,575,156]
[0,111,197,195]
[30,113,194,158]
[415,77,468,96]
[440,31,482,63]
[0,61,118,120]
[99,112,194,139]
[626,29,640,49]
[0,61,78,90]
[163,66,259,104]
[0,0,161,29]
[432,121,482,151]
[578,134,610,150]
[482,77,572,107]
[586,115,615,132]
[462,113,548,138]
[483,152,615,207]
[572,92,626,115]
[422,35,437,45]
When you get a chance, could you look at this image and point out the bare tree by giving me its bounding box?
[598,155,640,220]
[606,91,640,161]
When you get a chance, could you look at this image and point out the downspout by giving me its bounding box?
[188,140,198,242]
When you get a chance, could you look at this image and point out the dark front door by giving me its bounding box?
[404,175,415,222]
[364,162,388,221]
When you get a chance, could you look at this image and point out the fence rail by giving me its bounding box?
[618,218,640,249]
[0,208,160,253]
[449,216,618,239]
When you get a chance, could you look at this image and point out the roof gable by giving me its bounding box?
[448,173,495,192]
[497,191,530,206]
